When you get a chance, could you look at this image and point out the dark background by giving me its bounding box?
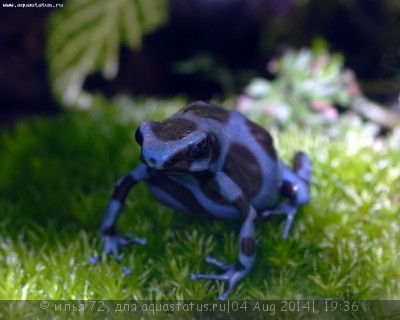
[1,0,399,125]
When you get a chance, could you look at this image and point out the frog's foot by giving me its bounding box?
[260,151,311,239]
[191,256,249,300]
[259,152,311,239]
[90,234,146,266]
[259,203,296,239]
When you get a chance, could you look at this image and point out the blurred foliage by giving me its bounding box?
[173,54,236,98]
[237,43,400,138]
[46,0,168,109]
[386,0,400,10]
[43,0,400,139]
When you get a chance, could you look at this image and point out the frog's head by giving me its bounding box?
[135,118,219,172]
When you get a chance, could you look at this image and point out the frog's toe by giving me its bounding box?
[204,256,231,270]
[191,262,248,300]
[119,236,147,247]
[103,235,123,261]
[89,255,100,265]
[102,234,147,262]
[281,205,296,240]
[122,266,133,275]
[259,204,297,240]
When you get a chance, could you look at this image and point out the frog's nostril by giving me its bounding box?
[140,154,157,167]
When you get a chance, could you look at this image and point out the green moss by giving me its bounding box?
[0,100,399,301]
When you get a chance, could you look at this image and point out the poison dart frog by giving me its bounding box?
[91,101,311,300]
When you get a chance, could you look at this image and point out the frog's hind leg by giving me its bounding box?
[259,152,311,239]
[191,172,257,300]
[191,207,256,300]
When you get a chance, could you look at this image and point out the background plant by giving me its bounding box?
[46,0,168,109]
[236,42,400,138]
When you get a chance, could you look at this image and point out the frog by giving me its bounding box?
[91,101,311,300]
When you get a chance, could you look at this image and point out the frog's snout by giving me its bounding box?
[139,153,155,167]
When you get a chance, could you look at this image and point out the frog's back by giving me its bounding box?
[146,101,282,220]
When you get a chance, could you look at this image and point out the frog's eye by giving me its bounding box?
[190,137,210,160]
[135,128,143,146]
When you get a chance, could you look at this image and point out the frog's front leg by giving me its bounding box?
[191,172,257,300]
[90,164,148,267]
[260,152,312,239]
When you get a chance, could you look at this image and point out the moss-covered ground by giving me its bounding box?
[1,100,399,308]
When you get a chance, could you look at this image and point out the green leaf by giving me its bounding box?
[46,0,168,109]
